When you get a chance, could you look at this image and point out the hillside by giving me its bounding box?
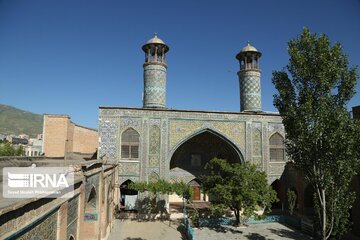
[0,104,43,137]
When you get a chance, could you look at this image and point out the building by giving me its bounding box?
[25,137,43,156]
[42,114,98,158]
[10,137,28,145]
[98,35,287,208]
[0,157,118,240]
[0,134,6,141]
[18,134,29,140]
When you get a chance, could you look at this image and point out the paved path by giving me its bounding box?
[107,219,360,240]
[108,219,183,240]
[195,222,312,240]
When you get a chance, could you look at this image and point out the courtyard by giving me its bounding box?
[108,219,313,240]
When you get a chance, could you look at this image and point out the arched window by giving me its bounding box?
[269,133,285,162]
[86,187,97,212]
[148,172,159,183]
[121,128,139,159]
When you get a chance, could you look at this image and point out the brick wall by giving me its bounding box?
[43,115,98,157]
[43,115,69,157]
[73,125,98,154]
[0,162,118,240]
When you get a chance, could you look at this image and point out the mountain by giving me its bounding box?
[0,104,43,137]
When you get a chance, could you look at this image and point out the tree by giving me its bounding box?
[287,189,297,215]
[0,142,23,156]
[201,158,277,226]
[129,180,193,215]
[129,180,192,200]
[272,27,360,239]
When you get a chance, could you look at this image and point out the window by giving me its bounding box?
[121,128,140,159]
[191,154,201,167]
[269,133,285,162]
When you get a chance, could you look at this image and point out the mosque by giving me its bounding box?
[98,35,286,206]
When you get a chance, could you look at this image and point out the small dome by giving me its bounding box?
[241,42,259,52]
[145,34,166,45]
[236,42,261,60]
[142,33,169,53]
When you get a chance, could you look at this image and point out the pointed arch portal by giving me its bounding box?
[120,179,138,210]
[170,130,243,174]
[170,130,243,201]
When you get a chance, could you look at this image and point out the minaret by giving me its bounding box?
[236,42,262,112]
[142,34,169,108]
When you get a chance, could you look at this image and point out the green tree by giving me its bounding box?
[272,27,360,239]
[201,158,277,226]
[129,180,193,214]
[0,142,24,156]
[287,189,297,215]
[129,179,192,200]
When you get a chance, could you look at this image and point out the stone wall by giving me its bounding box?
[43,114,98,157]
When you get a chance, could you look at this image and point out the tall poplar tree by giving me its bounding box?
[272,28,360,239]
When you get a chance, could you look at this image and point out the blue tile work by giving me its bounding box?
[67,195,79,240]
[199,215,301,228]
[238,71,262,112]
[199,217,235,227]
[14,211,58,240]
[99,118,118,159]
[143,64,167,108]
[98,107,287,186]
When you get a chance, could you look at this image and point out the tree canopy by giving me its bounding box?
[0,141,24,156]
[272,27,360,239]
[129,179,192,200]
[201,158,277,226]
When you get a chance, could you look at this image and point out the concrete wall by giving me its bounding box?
[43,114,98,158]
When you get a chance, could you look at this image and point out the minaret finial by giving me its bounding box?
[247,40,250,46]
[154,32,158,38]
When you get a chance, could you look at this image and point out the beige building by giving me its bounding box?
[42,114,98,158]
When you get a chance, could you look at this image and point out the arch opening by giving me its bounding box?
[170,130,242,178]
[271,179,285,211]
[120,179,138,210]
[85,187,97,212]
[169,130,242,204]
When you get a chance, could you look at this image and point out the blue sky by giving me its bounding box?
[0,0,359,128]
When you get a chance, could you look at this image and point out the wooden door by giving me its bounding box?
[192,186,201,201]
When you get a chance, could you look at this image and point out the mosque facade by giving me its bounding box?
[98,35,286,202]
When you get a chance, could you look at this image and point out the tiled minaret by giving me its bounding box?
[142,34,169,108]
[236,42,262,112]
